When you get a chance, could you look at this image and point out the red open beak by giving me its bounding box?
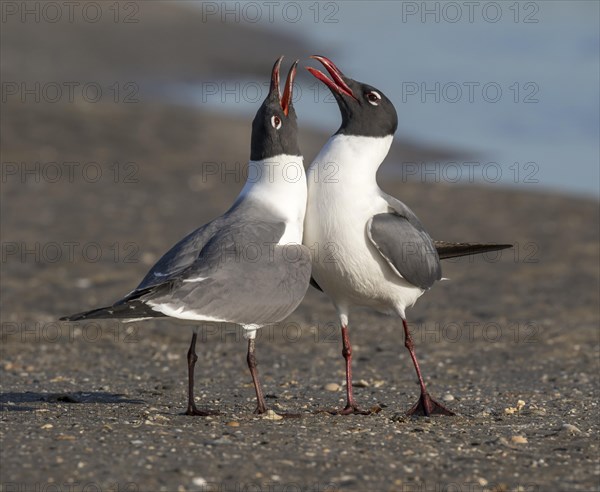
[281,60,298,116]
[306,55,357,100]
[270,56,298,116]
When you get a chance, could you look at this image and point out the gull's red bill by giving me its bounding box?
[306,55,357,100]
[270,55,298,116]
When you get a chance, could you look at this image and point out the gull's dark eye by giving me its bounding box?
[366,91,381,106]
[271,115,282,129]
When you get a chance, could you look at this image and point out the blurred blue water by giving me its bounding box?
[186,1,599,198]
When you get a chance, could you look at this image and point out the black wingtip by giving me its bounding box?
[435,242,513,260]
[59,308,107,322]
[59,313,90,321]
[309,277,323,292]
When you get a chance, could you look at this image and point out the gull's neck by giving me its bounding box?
[237,154,307,222]
[308,134,393,190]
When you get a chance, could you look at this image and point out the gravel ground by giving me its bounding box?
[2,4,599,492]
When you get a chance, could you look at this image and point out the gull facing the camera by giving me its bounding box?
[304,55,511,416]
[62,57,311,416]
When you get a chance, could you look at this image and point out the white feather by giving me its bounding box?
[304,134,424,321]
[239,155,306,245]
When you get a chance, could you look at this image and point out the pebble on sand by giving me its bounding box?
[561,424,582,434]
[324,383,340,392]
[192,477,207,487]
[504,400,526,415]
[263,409,283,421]
[510,435,528,444]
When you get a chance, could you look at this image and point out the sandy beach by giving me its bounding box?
[1,4,599,492]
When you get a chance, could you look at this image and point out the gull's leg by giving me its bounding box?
[246,338,268,414]
[402,319,455,416]
[325,325,371,416]
[185,328,219,416]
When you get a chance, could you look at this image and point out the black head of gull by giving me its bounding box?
[250,56,301,161]
[306,55,398,138]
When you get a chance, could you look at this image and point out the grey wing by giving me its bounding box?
[134,218,225,291]
[144,221,312,325]
[62,217,226,320]
[367,195,441,290]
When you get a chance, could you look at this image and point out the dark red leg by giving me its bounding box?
[402,319,455,416]
[185,331,219,416]
[327,325,371,415]
[246,339,302,418]
[246,338,268,414]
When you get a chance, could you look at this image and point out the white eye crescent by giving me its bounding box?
[366,91,381,106]
[271,115,282,129]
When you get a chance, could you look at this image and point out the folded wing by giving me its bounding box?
[146,221,312,324]
[62,220,312,325]
[367,196,441,290]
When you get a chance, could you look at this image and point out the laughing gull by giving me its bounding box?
[61,57,312,416]
[304,55,511,416]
